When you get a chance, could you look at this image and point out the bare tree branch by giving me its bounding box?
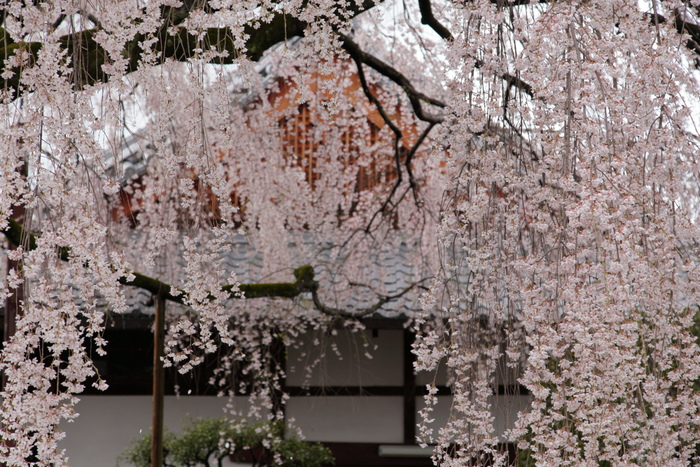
[311,279,427,319]
[339,33,446,124]
[418,0,453,41]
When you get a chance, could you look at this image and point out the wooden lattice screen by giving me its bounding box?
[279,103,395,192]
[114,102,400,225]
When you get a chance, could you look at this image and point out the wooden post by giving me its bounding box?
[151,294,166,467]
[403,329,416,445]
[271,333,286,419]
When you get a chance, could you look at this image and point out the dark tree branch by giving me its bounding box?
[339,33,446,124]
[311,279,426,319]
[471,57,534,98]
[404,121,436,202]
[347,41,406,234]
[348,36,438,230]
[349,52,403,139]
[671,7,700,59]
[418,0,453,41]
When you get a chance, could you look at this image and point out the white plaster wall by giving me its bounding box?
[58,393,531,465]
[59,394,407,465]
[286,329,404,387]
[286,396,404,443]
[415,394,532,442]
[58,395,249,467]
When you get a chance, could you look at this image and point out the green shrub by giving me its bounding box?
[118,417,334,467]
[118,431,175,467]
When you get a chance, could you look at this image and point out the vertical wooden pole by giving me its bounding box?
[403,328,417,445]
[151,294,165,467]
[271,333,286,419]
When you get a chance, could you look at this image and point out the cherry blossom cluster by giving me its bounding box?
[0,1,440,464]
[416,0,700,465]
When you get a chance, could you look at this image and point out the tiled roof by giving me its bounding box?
[116,231,427,320]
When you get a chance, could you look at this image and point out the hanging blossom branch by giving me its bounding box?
[3,1,698,124]
[469,0,700,61]
[0,1,378,97]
